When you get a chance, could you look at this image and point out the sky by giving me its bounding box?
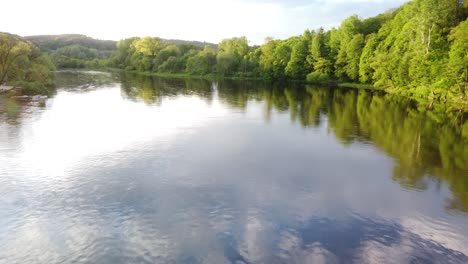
[1,0,409,45]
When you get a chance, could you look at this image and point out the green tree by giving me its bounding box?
[216,52,238,76]
[334,15,363,79]
[308,28,328,66]
[186,45,216,75]
[218,37,249,58]
[344,34,364,81]
[111,37,139,69]
[285,33,311,80]
[216,37,249,76]
[154,45,181,71]
[133,37,163,57]
[359,33,378,83]
[0,33,32,85]
[447,18,468,94]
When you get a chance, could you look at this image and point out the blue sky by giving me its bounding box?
[1,0,409,44]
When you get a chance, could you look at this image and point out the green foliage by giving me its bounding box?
[344,34,365,81]
[133,37,163,57]
[359,34,378,83]
[255,38,291,80]
[285,34,311,79]
[309,28,328,61]
[0,33,55,95]
[186,46,216,75]
[216,52,239,76]
[216,37,250,76]
[447,18,468,94]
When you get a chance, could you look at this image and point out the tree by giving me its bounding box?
[343,34,364,81]
[285,33,311,79]
[154,45,181,70]
[334,15,363,79]
[415,0,459,55]
[133,37,163,57]
[0,33,32,85]
[216,52,238,76]
[271,40,292,80]
[447,18,468,94]
[186,45,216,75]
[308,28,328,66]
[464,0,468,20]
[359,33,378,83]
[216,37,249,76]
[111,37,139,69]
[218,37,249,58]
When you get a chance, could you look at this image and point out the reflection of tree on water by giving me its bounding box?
[120,73,213,105]
[54,70,117,90]
[118,73,468,212]
[306,88,468,212]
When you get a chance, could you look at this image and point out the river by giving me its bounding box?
[1,71,467,263]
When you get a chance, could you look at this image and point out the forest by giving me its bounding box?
[1,0,468,101]
[106,0,468,105]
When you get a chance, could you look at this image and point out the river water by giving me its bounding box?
[1,71,467,263]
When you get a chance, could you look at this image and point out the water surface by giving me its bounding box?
[1,71,468,263]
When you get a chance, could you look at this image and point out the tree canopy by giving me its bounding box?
[0,33,55,94]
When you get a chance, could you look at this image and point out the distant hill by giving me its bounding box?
[21,34,218,69]
[24,34,217,52]
[163,39,217,49]
[24,34,117,52]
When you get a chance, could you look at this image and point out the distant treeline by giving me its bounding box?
[25,34,217,69]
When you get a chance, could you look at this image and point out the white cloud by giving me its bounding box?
[1,0,409,44]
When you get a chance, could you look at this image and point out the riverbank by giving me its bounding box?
[0,81,55,97]
[112,69,467,109]
[53,68,468,111]
[0,85,19,93]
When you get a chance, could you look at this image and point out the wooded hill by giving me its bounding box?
[24,34,217,69]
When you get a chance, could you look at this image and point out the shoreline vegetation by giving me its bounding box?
[0,33,55,97]
[1,0,468,110]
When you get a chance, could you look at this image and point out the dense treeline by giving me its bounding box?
[110,0,468,105]
[0,33,55,95]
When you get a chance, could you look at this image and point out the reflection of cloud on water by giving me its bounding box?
[355,229,468,264]
[400,216,468,257]
[277,230,339,264]
[3,154,468,263]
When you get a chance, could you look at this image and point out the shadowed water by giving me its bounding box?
[1,71,467,264]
